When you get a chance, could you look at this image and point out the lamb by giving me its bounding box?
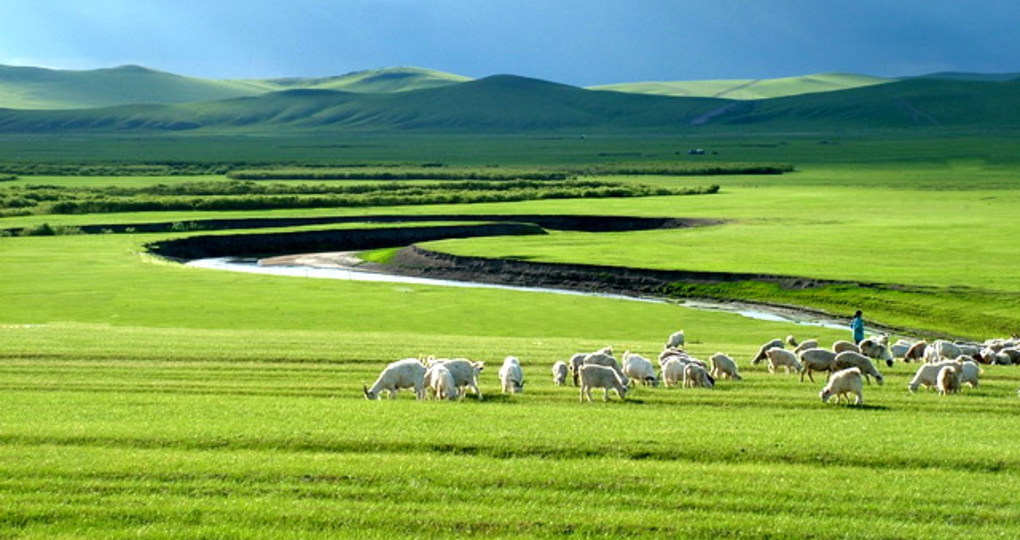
[427,358,485,400]
[764,347,803,375]
[424,363,459,401]
[666,330,685,349]
[936,366,960,395]
[797,348,838,383]
[551,361,569,386]
[752,339,785,364]
[709,353,742,380]
[683,363,714,389]
[833,351,884,385]
[907,360,963,392]
[622,351,657,386]
[904,341,927,363]
[363,358,427,400]
[578,364,629,402]
[793,339,819,355]
[498,356,525,394]
[819,367,864,405]
[832,340,860,354]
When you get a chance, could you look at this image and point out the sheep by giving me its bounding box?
[363,358,427,400]
[832,340,860,354]
[498,356,525,394]
[793,339,819,355]
[936,366,961,395]
[924,340,963,363]
[752,339,785,364]
[797,348,838,383]
[998,348,1020,365]
[683,363,714,389]
[578,364,629,402]
[583,350,629,386]
[709,352,742,380]
[764,347,803,375]
[820,367,864,405]
[833,351,885,385]
[622,351,657,386]
[428,358,485,400]
[660,357,685,388]
[907,360,963,392]
[786,334,799,347]
[424,363,459,401]
[666,330,685,349]
[568,353,586,386]
[658,346,689,367]
[858,338,895,367]
[904,341,927,363]
[890,338,916,359]
[551,361,569,386]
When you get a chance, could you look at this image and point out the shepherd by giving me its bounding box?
[850,310,865,344]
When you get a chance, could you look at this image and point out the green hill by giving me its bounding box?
[262,67,472,93]
[590,73,893,99]
[0,74,1017,134]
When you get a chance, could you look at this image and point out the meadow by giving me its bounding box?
[2,133,1020,538]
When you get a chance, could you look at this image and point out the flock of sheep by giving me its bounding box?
[363,330,1020,405]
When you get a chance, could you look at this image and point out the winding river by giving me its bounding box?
[186,254,851,331]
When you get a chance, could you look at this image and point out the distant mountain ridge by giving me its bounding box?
[1,72,1017,134]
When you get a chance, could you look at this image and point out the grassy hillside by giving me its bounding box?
[261,66,472,93]
[591,72,892,99]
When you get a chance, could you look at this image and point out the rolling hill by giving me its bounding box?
[0,70,1017,134]
[590,72,893,99]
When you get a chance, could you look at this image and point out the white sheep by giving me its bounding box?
[425,363,459,401]
[622,351,657,386]
[583,350,629,386]
[833,351,884,385]
[793,339,819,355]
[551,361,568,386]
[832,340,860,354]
[820,367,864,405]
[936,365,960,395]
[954,357,982,387]
[764,347,803,375]
[428,358,485,400]
[797,348,837,383]
[660,357,685,388]
[658,346,688,367]
[924,340,963,363]
[752,339,785,365]
[498,356,525,394]
[568,353,587,386]
[890,338,916,359]
[666,330,685,349]
[907,360,962,392]
[578,364,629,402]
[709,352,742,380]
[858,338,895,367]
[363,358,427,400]
[683,363,714,389]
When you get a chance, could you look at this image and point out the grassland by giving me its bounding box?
[2,133,1020,537]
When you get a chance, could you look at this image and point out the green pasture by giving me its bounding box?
[3,134,1020,537]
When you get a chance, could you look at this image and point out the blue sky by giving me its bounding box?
[1,0,1016,86]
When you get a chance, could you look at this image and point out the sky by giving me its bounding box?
[1,0,1017,86]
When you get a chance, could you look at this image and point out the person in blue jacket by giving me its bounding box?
[850,310,865,344]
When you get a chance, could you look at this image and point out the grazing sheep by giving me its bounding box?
[661,357,685,388]
[832,340,861,354]
[578,364,629,402]
[955,358,982,388]
[998,348,1020,365]
[568,353,586,386]
[363,358,427,400]
[797,348,838,383]
[425,363,459,401]
[936,366,961,395]
[793,339,819,355]
[552,361,569,386]
[752,339,785,364]
[622,351,657,386]
[498,356,525,394]
[683,363,714,389]
[764,347,803,375]
[658,346,689,367]
[428,358,485,400]
[583,350,629,386]
[858,338,895,367]
[820,367,864,405]
[709,353,742,380]
[786,335,799,347]
[907,360,962,392]
[904,341,927,363]
[666,330,685,349]
[834,351,884,385]
[890,338,916,359]
[924,340,963,363]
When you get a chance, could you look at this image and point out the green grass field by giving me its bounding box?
[3,134,1020,537]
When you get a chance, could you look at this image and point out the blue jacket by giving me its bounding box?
[850,316,865,343]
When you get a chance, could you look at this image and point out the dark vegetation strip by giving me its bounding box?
[0,433,1014,473]
[0,179,716,217]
